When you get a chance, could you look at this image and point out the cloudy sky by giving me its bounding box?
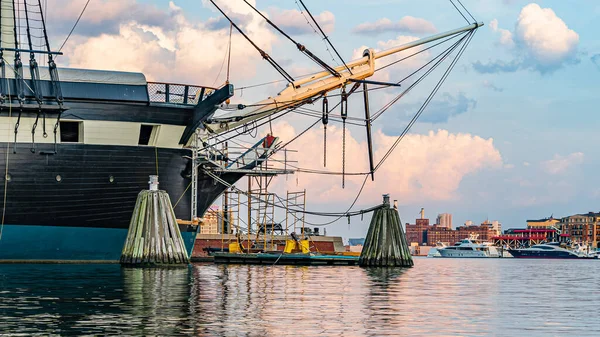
[45,0,600,238]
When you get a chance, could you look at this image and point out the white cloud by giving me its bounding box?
[269,8,335,35]
[482,80,504,92]
[514,3,579,68]
[541,152,584,175]
[353,16,437,35]
[475,5,579,74]
[504,164,515,169]
[271,123,502,204]
[489,19,514,48]
[63,0,278,84]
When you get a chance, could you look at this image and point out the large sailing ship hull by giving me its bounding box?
[0,142,245,262]
[0,64,244,262]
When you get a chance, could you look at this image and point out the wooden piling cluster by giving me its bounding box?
[120,190,190,266]
[359,195,413,267]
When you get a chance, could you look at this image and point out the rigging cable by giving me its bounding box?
[203,33,465,157]
[448,0,469,24]
[209,0,295,84]
[57,0,90,54]
[211,29,230,87]
[226,22,232,83]
[375,30,476,171]
[371,32,470,121]
[242,0,340,77]
[1,77,11,240]
[266,31,477,177]
[297,0,352,75]
[456,0,477,22]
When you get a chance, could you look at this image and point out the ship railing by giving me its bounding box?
[147,82,217,105]
[223,145,297,171]
[199,142,297,172]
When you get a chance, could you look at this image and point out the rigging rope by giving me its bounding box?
[449,0,469,23]
[226,22,232,84]
[1,77,11,240]
[209,0,295,84]
[297,0,352,75]
[371,33,470,121]
[57,0,90,55]
[456,0,477,22]
[242,0,340,77]
[375,30,476,171]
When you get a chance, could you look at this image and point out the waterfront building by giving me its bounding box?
[527,217,560,229]
[200,206,235,235]
[427,226,459,245]
[405,218,430,245]
[405,208,430,245]
[405,208,501,246]
[492,228,559,249]
[558,212,600,248]
[436,213,453,229]
[491,220,502,234]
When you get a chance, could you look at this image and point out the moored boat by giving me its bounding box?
[508,242,597,259]
[438,235,500,258]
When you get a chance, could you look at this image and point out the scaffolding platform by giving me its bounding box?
[211,168,295,175]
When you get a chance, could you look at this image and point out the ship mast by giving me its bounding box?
[202,21,482,135]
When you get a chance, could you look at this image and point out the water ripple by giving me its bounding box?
[1,259,599,336]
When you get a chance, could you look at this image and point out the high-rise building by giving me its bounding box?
[491,220,501,234]
[464,220,473,226]
[436,213,452,229]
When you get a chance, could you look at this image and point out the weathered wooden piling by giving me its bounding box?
[120,176,190,266]
[359,194,413,267]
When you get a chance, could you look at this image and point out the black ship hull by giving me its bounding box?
[0,142,242,261]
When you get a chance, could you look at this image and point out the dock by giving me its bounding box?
[212,252,359,266]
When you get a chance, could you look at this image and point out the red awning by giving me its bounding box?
[492,235,547,240]
[513,229,557,233]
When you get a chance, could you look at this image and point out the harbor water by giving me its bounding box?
[1,258,599,336]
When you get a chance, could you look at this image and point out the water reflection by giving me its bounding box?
[1,260,600,336]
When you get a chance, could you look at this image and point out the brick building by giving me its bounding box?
[405,209,500,246]
[427,223,498,245]
[405,218,430,245]
[559,212,600,248]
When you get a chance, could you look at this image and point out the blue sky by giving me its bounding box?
[49,0,600,239]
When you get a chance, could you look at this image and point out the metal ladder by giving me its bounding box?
[190,132,199,222]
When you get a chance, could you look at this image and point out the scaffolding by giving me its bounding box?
[286,190,306,237]
[221,189,240,250]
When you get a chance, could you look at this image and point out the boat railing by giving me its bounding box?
[147,82,217,105]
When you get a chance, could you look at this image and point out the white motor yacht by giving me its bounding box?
[438,235,500,258]
[427,242,446,258]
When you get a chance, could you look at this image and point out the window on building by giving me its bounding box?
[60,121,83,143]
[138,124,159,146]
